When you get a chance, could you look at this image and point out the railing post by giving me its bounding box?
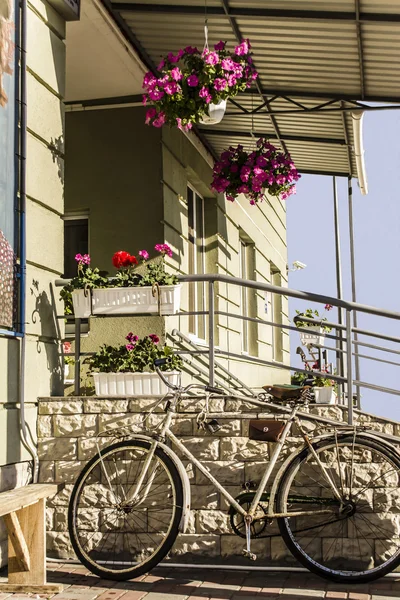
[74,318,81,396]
[208,280,215,386]
[345,309,353,425]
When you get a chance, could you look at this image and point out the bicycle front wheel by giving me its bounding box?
[68,439,183,580]
[277,434,400,583]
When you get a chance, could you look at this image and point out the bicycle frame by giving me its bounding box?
[121,399,343,521]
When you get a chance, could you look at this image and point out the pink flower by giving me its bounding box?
[164,81,179,95]
[227,74,237,87]
[235,39,251,55]
[221,58,235,71]
[149,334,160,345]
[211,177,230,193]
[63,341,71,354]
[204,51,219,65]
[214,78,227,92]
[142,94,147,106]
[126,344,135,351]
[325,304,333,311]
[184,46,199,55]
[145,107,157,125]
[167,50,183,63]
[176,118,192,132]
[170,67,183,81]
[148,88,164,101]
[143,72,156,87]
[251,177,264,193]
[138,250,149,261]
[256,155,268,168]
[214,41,226,51]
[240,166,251,182]
[187,74,199,87]
[126,332,139,344]
[226,194,235,202]
[237,184,249,194]
[157,59,165,71]
[275,174,286,185]
[75,253,90,265]
[152,112,166,127]
[199,86,212,104]
[155,243,173,258]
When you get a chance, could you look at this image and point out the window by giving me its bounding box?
[187,186,206,340]
[64,215,89,278]
[270,265,283,362]
[239,233,256,355]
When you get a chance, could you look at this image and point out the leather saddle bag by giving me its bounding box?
[248,419,286,442]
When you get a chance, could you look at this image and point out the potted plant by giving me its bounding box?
[91,244,181,315]
[142,39,257,131]
[294,305,333,347]
[60,254,108,318]
[211,138,300,204]
[86,333,183,397]
[312,372,337,405]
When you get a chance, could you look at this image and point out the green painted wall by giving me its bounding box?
[64,107,164,274]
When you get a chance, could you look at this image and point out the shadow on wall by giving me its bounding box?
[30,279,63,396]
[50,134,64,185]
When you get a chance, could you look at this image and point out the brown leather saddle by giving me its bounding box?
[263,384,311,401]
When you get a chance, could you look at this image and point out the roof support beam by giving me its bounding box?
[355,0,366,100]
[197,128,347,145]
[112,3,400,23]
[241,87,400,103]
[219,0,289,154]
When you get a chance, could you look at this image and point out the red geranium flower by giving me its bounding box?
[112,251,137,269]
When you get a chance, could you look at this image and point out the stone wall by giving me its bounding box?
[37,396,400,563]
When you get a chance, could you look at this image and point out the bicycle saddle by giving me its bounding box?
[263,384,311,401]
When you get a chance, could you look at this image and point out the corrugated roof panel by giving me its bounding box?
[111,0,400,181]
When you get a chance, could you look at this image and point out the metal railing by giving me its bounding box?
[55,274,400,425]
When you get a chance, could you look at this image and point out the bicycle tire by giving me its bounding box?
[276,434,400,583]
[68,439,183,580]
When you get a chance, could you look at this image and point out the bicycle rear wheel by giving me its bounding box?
[277,434,400,583]
[68,439,183,580]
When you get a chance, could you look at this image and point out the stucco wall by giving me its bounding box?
[64,107,164,274]
[0,0,66,566]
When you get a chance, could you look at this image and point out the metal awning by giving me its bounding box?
[104,0,400,186]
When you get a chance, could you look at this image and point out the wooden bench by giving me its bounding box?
[0,483,64,594]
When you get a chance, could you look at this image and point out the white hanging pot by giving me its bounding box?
[199,99,227,125]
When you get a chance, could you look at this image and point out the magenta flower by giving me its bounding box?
[221,58,235,71]
[214,41,226,51]
[155,243,173,258]
[211,177,230,193]
[148,88,164,101]
[143,72,156,87]
[138,250,149,261]
[230,164,239,173]
[237,184,250,194]
[176,118,192,132]
[167,50,183,63]
[199,86,212,104]
[227,74,237,87]
[184,46,199,55]
[256,155,268,168]
[170,67,183,81]
[204,51,219,65]
[125,344,135,351]
[75,253,90,265]
[125,332,139,346]
[240,165,251,182]
[214,78,227,92]
[152,112,166,128]
[142,94,147,106]
[149,334,160,344]
[157,59,165,71]
[145,107,157,125]
[325,304,333,311]
[226,195,235,202]
[164,81,179,95]
[235,39,251,55]
[187,74,199,87]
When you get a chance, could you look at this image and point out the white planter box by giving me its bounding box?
[72,289,92,318]
[92,285,181,315]
[93,371,181,397]
[314,386,336,404]
[299,325,325,347]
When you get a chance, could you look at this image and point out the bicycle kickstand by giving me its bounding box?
[243,517,257,561]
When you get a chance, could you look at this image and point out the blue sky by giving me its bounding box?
[286,108,400,420]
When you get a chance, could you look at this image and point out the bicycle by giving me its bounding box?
[68,360,400,584]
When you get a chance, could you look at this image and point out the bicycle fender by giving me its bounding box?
[126,433,191,533]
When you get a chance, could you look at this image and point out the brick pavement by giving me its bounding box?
[0,563,399,600]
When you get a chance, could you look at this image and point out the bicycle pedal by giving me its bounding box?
[242,550,257,561]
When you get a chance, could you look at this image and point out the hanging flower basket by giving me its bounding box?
[142,39,257,131]
[211,138,301,204]
[199,99,227,125]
